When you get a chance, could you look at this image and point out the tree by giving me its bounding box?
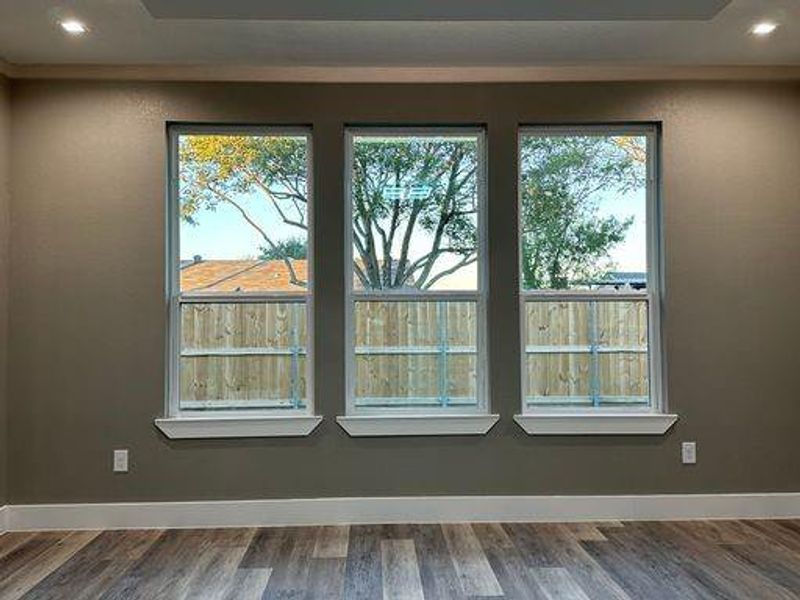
[519,136,644,289]
[179,133,644,293]
[260,237,307,261]
[179,134,479,290]
[179,135,310,286]
[350,138,478,289]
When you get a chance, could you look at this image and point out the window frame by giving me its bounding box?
[164,124,316,423]
[516,124,668,421]
[342,126,490,418]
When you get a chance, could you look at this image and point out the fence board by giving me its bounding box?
[523,300,649,408]
[178,299,649,410]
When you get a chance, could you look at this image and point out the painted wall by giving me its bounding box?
[7,80,800,504]
[0,75,10,505]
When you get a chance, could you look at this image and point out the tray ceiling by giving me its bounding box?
[140,0,731,22]
[0,0,797,67]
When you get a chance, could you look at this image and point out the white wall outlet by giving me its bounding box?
[681,442,697,465]
[113,449,129,473]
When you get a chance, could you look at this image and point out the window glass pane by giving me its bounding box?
[180,302,307,411]
[178,134,309,294]
[523,300,650,409]
[350,134,480,292]
[519,134,648,291]
[354,301,478,410]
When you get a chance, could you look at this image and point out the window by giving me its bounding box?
[161,126,320,437]
[517,126,671,433]
[341,128,493,433]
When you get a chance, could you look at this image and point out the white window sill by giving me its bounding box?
[154,415,323,439]
[513,413,678,435]
[336,414,500,437]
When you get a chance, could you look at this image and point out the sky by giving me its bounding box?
[180,187,644,289]
[597,188,647,273]
[180,135,647,290]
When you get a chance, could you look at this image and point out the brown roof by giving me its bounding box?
[181,259,307,292]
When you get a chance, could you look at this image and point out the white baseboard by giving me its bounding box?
[4,493,800,532]
[0,506,7,534]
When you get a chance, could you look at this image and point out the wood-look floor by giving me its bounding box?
[2,520,800,599]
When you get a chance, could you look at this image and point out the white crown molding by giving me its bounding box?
[3,64,800,83]
[4,494,800,531]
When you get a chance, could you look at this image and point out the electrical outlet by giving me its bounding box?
[681,442,697,465]
[113,449,129,473]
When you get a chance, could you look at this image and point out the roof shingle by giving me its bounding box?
[181,259,307,293]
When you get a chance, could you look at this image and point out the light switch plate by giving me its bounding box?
[681,441,697,465]
[113,449,129,473]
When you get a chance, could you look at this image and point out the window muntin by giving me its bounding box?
[354,300,478,410]
[169,128,313,415]
[519,127,661,413]
[346,129,487,415]
[523,299,650,409]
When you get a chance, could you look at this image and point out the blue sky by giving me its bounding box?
[181,174,646,248]
[180,184,645,290]
[596,187,647,273]
[180,133,647,287]
[181,192,285,261]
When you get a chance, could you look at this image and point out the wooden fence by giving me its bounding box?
[353,301,477,407]
[523,300,649,408]
[179,299,648,410]
[180,302,307,409]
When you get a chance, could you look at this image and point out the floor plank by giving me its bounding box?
[98,529,218,600]
[220,568,272,600]
[179,528,255,600]
[0,533,38,562]
[0,531,99,600]
[0,533,69,585]
[537,524,630,600]
[23,530,163,600]
[305,557,346,600]
[381,539,425,600]
[472,523,549,600]
[239,526,288,569]
[261,525,318,599]
[441,524,504,597]
[2,520,799,600]
[313,525,350,559]
[342,524,384,600]
[531,567,592,600]
[408,524,464,600]
[656,521,796,599]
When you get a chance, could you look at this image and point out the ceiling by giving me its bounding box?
[0,0,798,67]
[140,0,732,22]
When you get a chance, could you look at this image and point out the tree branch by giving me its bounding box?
[205,183,306,287]
[243,167,308,230]
[422,256,478,290]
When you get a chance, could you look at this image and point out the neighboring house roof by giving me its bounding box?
[181,259,307,292]
[597,271,647,289]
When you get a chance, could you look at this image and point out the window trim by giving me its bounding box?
[162,124,318,437]
[515,124,672,434]
[337,414,499,437]
[155,415,323,439]
[513,413,677,436]
[342,126,490,422]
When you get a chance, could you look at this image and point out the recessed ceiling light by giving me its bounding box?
[60,19,88,35]
[751,21,778,36]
